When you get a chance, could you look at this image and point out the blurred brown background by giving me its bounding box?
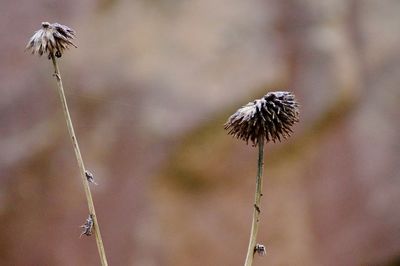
[1,0,400,265]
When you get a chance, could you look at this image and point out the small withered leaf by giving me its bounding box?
[254,243,267,256]
[224,91,299,146]
[80,214,94,237]
[85,170,98,185]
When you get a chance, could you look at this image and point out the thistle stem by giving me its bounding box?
[50,53,108,266]
[244,137,265,266]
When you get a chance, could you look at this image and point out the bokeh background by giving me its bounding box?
[1,0,400,265]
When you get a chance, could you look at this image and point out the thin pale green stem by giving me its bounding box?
[50,53,108,266]
[244,137,265,266]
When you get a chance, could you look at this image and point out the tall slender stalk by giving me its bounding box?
[50,53,108,266]
[224,91,299,265]
[244,136,264,266]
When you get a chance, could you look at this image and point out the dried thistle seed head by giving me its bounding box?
[26,22,77,58]
[224,91,299,146]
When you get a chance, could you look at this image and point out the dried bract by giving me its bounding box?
[224,91,299,146]
[26,22,76,58]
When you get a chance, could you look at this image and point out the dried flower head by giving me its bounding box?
[224,91,299,146]
[26,22,76,58]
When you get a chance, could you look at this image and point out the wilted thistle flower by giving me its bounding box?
[26,22,76,58]
[224,91,299,146]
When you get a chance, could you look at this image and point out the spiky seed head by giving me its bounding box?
[224,91,299,146]
[26,22,77,58]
